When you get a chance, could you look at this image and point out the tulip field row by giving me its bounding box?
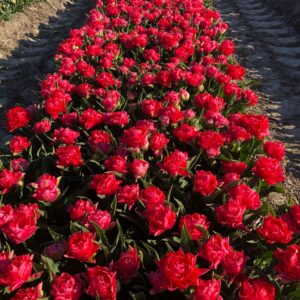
[0,0,299,299]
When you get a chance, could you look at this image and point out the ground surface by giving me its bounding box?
[214,0,300,200]
[0,0,298,200]
[262,0,300,29]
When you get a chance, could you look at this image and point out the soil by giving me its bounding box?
[214,0,300,202]
[262,0,300,30]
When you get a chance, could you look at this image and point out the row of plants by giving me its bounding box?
[0,0,40,21]
[0,0,299,298]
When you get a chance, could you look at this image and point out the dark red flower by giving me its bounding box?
[9,136,31,155]
[44,90,71,119]
[226,64,245,80]
[239,278,275,300]
[193,278,222,300]
[174,123,198,142]
[79,108,103,130]
[96,72,115,88]
[103,111,129,127]
[243,89,258,106]
[160,150,189,177]
[140,185,165,207]
[65,231,99,263]
[0,204,14,228]
[142,99,163,117]
[144,204,176,236]
[194,170,217,196]
[10,158,29,172]
[88,130,112,153]
[112,247,140,282]
[149,132,169,155]
[12,282,43,300]
[104,155,127,174]
[90,173,122,196]
[2,203,40,244]
[0,252,34,292]
[68,198,96,221]
[150,249,206,293]
[120,126,149,151]
[290,204,300,228]
[51,273,83,300]
[256,215,293,244]
[222,161,247,175]
[56,146,83,167]
[263,141,285,161]
[86,266,116,299]
[32,173,60,202]
[0,169,24,194]
[130,159,149,178]
[216,199,246,228]
[219,39,235,56]
[51,127,80,145]
[252,157,284,185]
[222,248,247,276]
[33,119,51,134]
[229,184,261,210]
[274,244,300,281]
[6,106,31,132]
[117,184,140,209]
[198,131,225,157]
[85,209,112,232]
[198,235,231,269]
[179,213,210,240]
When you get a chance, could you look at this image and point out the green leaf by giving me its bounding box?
[188,151,203,170]
[48,227,64,242]
[178,177,189,189]
[289,287,300,299]
[92,222,109,245]
[129,292,148,300]
[141,242,160,260]
[111,195,118,216]
[173,197,186,215]
[217,154,234,162]
[70,221,89,234]
[196,224,210,239]
[260,201,276,217]
[270,185,285,194]
[253,251,273,270]
[41,255,59,282]
[166,184,173,203]
[116,220,126,249]
[91,222,110,258]
[180,224,194,253]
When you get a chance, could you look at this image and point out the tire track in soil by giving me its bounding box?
[214,0,300,200]
[0,0,96,143]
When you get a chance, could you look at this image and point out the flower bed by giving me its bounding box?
[0,0,299,299]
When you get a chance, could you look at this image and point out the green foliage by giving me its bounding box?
[0,0,41,21]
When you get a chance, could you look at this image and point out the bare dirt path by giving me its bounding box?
[0,0,95,141]
[214,0,300,200]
